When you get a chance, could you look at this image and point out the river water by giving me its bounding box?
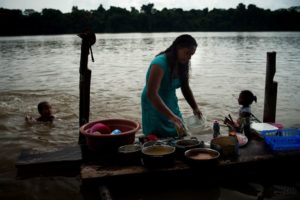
[0,32,300,199]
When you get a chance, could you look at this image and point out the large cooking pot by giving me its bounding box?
[174,137,204,158]
[141,142,176,168]
[184,148,220,167]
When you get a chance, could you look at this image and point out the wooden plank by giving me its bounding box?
[81,160,188,180]
[16,145,82,178]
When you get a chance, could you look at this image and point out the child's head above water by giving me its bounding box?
[38,101,52,116]
[37,101,54,122]
[238,90,257,107]
[25,101,55,123]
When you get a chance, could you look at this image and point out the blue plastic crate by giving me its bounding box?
[264,135,300,151]
[260,129,300,138]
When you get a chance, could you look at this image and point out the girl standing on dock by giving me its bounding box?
[237,90,257,138]
[141,34,202,138]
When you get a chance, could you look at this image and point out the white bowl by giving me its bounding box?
[184,115,206,135]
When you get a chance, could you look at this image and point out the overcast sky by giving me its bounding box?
[1,0,299,13]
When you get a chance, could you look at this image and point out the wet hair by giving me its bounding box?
[37,101,50,114]
[240,90,257,106]
[157,34,197,84]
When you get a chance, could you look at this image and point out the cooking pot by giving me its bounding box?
[141,142,176,168]
[174,137,204,158]
[210,136,239,158]
[184,148,220,167]
[118,144,142,165]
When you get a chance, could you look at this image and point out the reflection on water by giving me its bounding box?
[0,32,300,199]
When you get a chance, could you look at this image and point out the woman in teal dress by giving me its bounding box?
[141,34,202,138]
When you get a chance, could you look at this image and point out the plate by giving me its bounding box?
[236,133,248,147]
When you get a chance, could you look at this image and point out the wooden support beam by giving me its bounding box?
[263,52,278,123]
[78,31,96,144]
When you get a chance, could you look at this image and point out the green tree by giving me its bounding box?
[1,3,300,35]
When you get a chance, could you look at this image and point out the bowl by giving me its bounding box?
[80,119,140,153]
[184,115,206,135]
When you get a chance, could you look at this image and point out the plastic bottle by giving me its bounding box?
[213,120,220,138]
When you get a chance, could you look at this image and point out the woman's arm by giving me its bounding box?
[146,64,184,129]
[181,81,202,118]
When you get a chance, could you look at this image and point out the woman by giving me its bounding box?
[141,34,202,138]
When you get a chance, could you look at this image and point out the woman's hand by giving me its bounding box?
[193,107,202,119]
[170,115,186,137]
[170,115,184,129]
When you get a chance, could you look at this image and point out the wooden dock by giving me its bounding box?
[15,145,82,178]
[78,135,300,200]
[15,134,300,200]
[80,137,300,185]
[15,134,300,182]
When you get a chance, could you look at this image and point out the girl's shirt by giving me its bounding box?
[239,106,251,117]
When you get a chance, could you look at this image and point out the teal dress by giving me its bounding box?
[141,54,182,138]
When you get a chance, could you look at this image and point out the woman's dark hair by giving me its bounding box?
[157,34,197,84]
[240,90,257,106]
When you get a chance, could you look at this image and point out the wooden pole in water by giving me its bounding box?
[263,52,277,123]
[78,31,96,144]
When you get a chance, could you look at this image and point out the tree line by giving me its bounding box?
[0,3,299,36]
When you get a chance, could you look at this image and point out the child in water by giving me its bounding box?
[25,101,55,123]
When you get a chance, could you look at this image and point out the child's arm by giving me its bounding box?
[25,115,37,123]
[224,116,239,131]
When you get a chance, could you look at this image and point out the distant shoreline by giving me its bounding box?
[1,30,300,38]
[1,3,300,36]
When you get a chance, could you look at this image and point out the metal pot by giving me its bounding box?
[141,142,176,168]
[174,137,204,158]
[118,144,142,165]
[184,148,220,167]
[210,136,239,158]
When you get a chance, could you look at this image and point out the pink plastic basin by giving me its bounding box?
[80,119,140,152]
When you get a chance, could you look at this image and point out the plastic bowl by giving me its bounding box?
[184,115,206,134]
[80,119,140,152]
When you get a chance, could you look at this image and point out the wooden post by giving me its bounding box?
[78,31,96,144]
[263,52,277,123]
